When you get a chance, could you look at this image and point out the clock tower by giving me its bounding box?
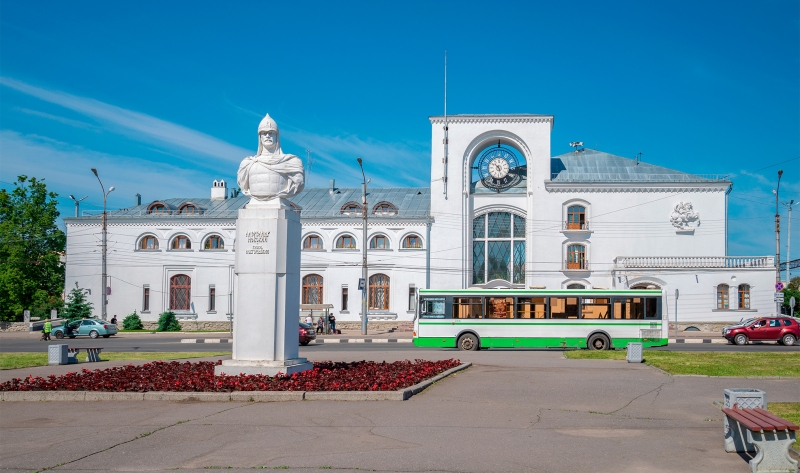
[428,114,554,289]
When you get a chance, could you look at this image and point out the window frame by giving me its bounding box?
[472,211,526,285]
[716,284,730,310]
[169,274,191,311]
[372,201,397,216]
[142,285,150,312]
[737,284,751,310]
[303,234,324,250]
[566,244,587,270]
[147,202,169,214]
[335,234,357,249]
[179,203,199,214]
[208,285,216,312]
[203,235,225,250]
[138,235,159,251]
[170,235,192,250]
[401,234,423,249]
[340,202,363,215]
[368,273,390,311]
[369,234,390,250]
[301,274,324,305]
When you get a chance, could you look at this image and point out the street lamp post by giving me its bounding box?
[782,200,796,283]
[774,169,783,315]
[357,158,369,336]
[68,195,88,218]
[91,168,114,321]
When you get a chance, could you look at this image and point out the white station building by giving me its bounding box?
[64,114,776,328]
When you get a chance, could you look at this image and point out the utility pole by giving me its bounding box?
[774,170,783,315]
[68,195,88,218]
[782,200,796,283]
[357,158,369,335]
[91,168,114,320]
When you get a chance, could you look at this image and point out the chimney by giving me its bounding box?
[135,193,141,206]
[329,179,335,194]
[211,180,228,200]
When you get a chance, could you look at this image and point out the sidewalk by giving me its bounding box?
[1,349,797,472]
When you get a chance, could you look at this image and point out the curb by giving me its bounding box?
[180,339,230,343]
[669,339,728,344]
[0,363,471,402]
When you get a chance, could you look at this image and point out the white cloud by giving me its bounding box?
[0,77,249,163]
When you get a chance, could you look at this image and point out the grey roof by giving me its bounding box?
[550,149,730,183]
[86,188,430,219]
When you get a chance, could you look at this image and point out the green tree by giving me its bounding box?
[122,311,144,330]
[782,276,800,314]
[0,175,66,321]
[157,311,182,331]
[62,282,94,320]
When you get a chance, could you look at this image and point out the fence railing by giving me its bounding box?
[550,173,730,182]
[614,256,775,269]
[562,220,590,231]
[563,260,589,271]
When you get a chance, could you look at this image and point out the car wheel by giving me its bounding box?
[588,333,610,350]
[54,331,64,339]
[781,334,797,346]
[89,330,99,339]
[734,333,749,346]
[457,333,479,351]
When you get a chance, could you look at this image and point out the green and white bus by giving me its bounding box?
[413,289,667,350]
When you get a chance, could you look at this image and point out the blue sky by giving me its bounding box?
[0,0,798,258]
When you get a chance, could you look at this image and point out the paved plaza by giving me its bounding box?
[1,349,798,472]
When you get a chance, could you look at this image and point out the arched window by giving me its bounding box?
[370,235,389,249]
[335,234,356,249]
[716,284,730,309]
[402,234,422,249]
[738,284,750,310]
[139,235,158,250]
[204,235,224,250]
[179,203,198,214]
[302,274,323,304]
[169,274,191,311]
[369,274,390,310]
[303,235,323,250]
[567,283,585,289]
[372,202,396,215]
[148,202,168,214]
[567,205,586,230]
[340,202,362,215]
[171,235,191,250]
[472,212,526,285]
[566,244,586,270]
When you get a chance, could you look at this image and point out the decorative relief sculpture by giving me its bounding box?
[670,202,700,231]
[237,114,305,207]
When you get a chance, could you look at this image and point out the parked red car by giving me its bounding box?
[723,317,799,346]
[299,322,316,346]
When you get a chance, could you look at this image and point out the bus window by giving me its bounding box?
[486,297,514,319]
[614,298,644,319]
[582,298,611,319]
[517,297,546,319]
[453,297,482,319]
[645,298,660,319]
[550,297,579,319]
[420,297,446,319]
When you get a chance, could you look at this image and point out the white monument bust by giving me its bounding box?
[237,114,305,208]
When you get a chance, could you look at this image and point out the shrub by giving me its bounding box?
[122,311,144,330]
[157,311,182,332]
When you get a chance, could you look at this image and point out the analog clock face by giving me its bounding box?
[476,147,521,191]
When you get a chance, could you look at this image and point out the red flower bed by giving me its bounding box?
[0,359,461,392]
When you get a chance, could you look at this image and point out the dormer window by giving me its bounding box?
[373,202,396,215]
[179,203,198,214]
[341,202,363,215]
[148,202,168,214]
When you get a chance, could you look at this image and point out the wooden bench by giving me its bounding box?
[67,347,104,363]
[722,405,798,473]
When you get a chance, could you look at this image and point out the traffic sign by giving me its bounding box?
[791,296,796,308]
[775,282,785,291]
[774,292,785,302]
[358,278,365,291]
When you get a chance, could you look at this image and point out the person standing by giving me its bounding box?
[328,313,336,334]
[316,317,324,334]
[110,315,118,325]
[304,314,313,325]
[43,320,52,341]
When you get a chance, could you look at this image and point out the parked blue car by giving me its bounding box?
[53,319,118,339]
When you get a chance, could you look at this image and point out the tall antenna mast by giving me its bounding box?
[443,50,449,197]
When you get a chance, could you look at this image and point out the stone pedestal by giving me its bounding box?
[214,205,312,377]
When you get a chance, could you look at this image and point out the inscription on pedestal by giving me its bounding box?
[245,231,270,255]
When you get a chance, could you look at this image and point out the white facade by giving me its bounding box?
[64,113,776,324]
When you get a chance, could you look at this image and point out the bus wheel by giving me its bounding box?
[587,333,610,350]
[457,333,479,351]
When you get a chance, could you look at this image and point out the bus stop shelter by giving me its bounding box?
[300,304,334,333]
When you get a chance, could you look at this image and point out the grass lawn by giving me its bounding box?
[0,352,229,370]
[564,351,800,377]
[767,403,800,449]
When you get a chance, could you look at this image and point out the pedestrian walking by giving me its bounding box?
[43,319,52,341]
[328,313,336,334]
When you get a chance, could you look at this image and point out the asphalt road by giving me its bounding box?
[1,333,798,353]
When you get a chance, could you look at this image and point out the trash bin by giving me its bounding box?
[48,344,68,365]
[723,388,766,453]
[626,342,643,363]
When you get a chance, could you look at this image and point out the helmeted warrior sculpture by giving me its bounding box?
[237,114,305,208]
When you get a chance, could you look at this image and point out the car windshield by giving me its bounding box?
[740,318,756,326]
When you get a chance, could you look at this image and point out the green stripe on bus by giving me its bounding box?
[413,337,668,349]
